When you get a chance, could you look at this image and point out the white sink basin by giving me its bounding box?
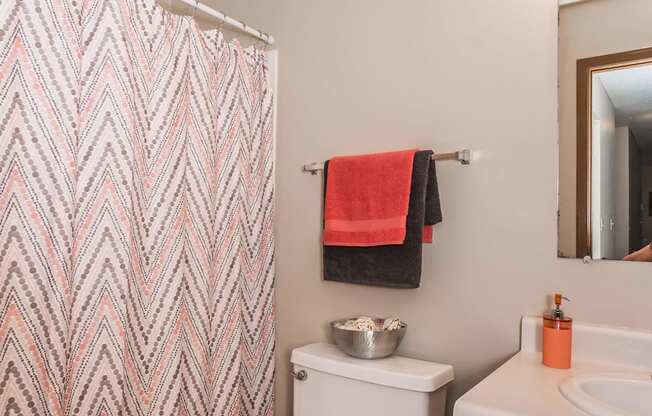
[560,373,652,416]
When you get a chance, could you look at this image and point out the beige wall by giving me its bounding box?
[182,0,652,414]
[558,0,652,258]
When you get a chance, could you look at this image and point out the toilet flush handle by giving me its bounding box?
[292,369,308,381]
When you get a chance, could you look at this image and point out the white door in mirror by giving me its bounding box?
[560,373,652,416]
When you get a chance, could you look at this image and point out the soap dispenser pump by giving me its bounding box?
[542,293,572,369]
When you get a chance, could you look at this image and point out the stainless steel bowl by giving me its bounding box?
[331,318,407,359]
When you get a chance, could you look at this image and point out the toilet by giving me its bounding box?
[291,343,454,416]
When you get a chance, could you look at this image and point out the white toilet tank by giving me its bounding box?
[291,343,454,416]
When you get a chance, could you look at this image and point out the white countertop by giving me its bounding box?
[453,317,652,416]
[454,351,650,416]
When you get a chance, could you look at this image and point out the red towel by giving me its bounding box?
[323,149,417,246]
[423,225,433,244]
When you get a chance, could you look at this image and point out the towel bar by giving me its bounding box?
[301,149,473,175]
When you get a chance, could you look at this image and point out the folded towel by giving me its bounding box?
[323,149,418,247]
[423,159,443,243]
[323,150,433,288]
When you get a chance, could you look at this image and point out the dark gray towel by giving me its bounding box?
[425,159,442,225]
[323,150,434,288]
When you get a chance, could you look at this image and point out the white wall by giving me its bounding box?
[195,0,652,415]
[615,127,630,257]
[629,133,642,251]
[592,76,617,259]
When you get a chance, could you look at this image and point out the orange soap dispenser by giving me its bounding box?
[542,293,572,369]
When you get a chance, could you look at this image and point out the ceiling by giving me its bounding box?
[598,64,652,150]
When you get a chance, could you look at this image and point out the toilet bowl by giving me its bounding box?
[291,343,454,416]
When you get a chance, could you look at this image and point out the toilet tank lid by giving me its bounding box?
[290,343,454,393]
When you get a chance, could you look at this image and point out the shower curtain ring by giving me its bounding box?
[255,32,268,52]
[218,14,226,33]
[191,0,200,20]
[263,32,271,50]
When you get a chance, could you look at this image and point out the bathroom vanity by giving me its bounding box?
[454,317,652,416]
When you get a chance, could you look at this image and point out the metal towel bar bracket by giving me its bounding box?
[301,149,473,175]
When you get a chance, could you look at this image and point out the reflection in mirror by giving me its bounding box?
[558,0,652,262]
[589,63,652,261]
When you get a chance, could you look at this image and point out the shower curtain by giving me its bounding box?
[0,0,275,415]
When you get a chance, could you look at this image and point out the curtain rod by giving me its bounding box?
[174,0,275,45]
[559,0,591,6]
[302,150,473,175]
[173,0,579,43]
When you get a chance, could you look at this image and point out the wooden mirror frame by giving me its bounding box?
[576,47,652,258]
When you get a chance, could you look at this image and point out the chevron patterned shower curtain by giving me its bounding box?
[0,0,275,415]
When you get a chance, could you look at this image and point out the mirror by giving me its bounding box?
[558,0,652,261]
